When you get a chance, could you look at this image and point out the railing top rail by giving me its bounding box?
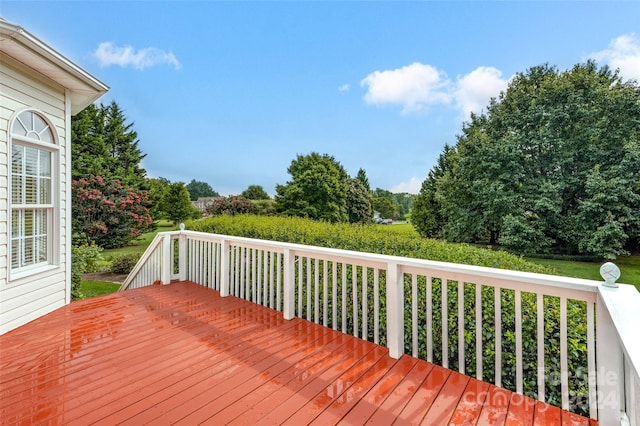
[175,229,602,295]
[120,232,167,291]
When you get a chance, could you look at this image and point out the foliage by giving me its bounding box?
[71,243,103,300]
[355,168,371,193]
[110,252,142,274]
[206,195,255,216]
[251,199,278,216]
[71,101,147,188]
[413,61,640,258]
[164,182,199,224]
[186,179,219,201]
[242,184,270,200]
[72,175,154,249]
[275,152,349,222]
[346,178,373,224]
[372,196,396,219]
[146,177,172,220]
[185,215,549,273]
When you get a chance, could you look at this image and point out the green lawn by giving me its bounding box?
[526,255,640,291]
[80,280,121,298]
[102,220,177,258]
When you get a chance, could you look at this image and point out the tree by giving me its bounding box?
[412,145,454,237]
[71,101,147,188]
[413,61,640,258]
[147,177,172,220]
[72,175,153,248]
[164,182,198,224]
[275,152,349,223]
[355,168,371,193]
[372,197,396,219]
[186,179,218,201]
[242,185,270,200]
[346,178,373,224]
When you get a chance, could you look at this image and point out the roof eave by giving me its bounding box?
[0,19,109,114]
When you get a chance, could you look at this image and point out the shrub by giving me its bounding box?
[72,175,154,249]
[185,215,550,273]
[71,243,103,300]
[110,252,142,274]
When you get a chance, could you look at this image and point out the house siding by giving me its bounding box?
[0,54,70,334]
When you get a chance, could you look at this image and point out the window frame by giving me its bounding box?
[9,109,60,281]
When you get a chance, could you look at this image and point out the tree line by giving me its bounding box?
[71,103,409,249]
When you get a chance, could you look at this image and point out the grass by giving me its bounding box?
[102,220,177,258]
[526,254,640,291]
[80,280,121,298]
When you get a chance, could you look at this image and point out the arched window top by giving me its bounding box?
[11,110,54,144]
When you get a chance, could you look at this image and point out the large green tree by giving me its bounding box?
[413,61,640,258]
[347,178,373,224]
[186,179,218,201]
[165,182,199,224]
[146,177,172,220]
[275,152,349,223]
[242,185,270,200]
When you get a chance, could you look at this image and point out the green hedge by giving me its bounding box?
[184,215,589,414]
[186,215,551,273]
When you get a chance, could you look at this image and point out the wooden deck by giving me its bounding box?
[0,281,596,425]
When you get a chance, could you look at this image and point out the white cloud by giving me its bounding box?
[454,66,509,118]
[590,34,640,82]
[338,84,350,92]
[361,62,508,118]
[93,42,181,70]
[360,62,452,113]
[390,176,422,194]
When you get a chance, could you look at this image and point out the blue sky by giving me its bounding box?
[3,1,640,196]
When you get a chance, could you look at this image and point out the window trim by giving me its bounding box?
[8,109,61,281]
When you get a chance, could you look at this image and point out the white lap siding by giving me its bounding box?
[0,54,69,334]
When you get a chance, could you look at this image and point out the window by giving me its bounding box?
[10,110,58,276]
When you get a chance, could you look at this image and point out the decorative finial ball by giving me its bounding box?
[180,223,185,231]
[600,262,620,287]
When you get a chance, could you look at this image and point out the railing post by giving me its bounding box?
[161,233,171,284]
[596,288,624,425]
[178,224,187,281]
[283,248,295,320]
[220,239,229,297]
[386,262,404,359]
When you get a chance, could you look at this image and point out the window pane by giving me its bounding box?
[24,210,33,235]
[12,145,23,174]
[40,177,51,204]
[11,240,19,269]
[24,237,34,266]
[11,211,19,235]
[12,175,23,204]
[40,151,51,177]
[25,147,38,176]
[25,176,37,204]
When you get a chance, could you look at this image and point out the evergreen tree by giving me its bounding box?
[71,101,147,189]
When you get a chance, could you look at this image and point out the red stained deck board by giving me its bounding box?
[0,281,597,426]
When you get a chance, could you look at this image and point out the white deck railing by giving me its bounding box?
[121,228,640,425]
